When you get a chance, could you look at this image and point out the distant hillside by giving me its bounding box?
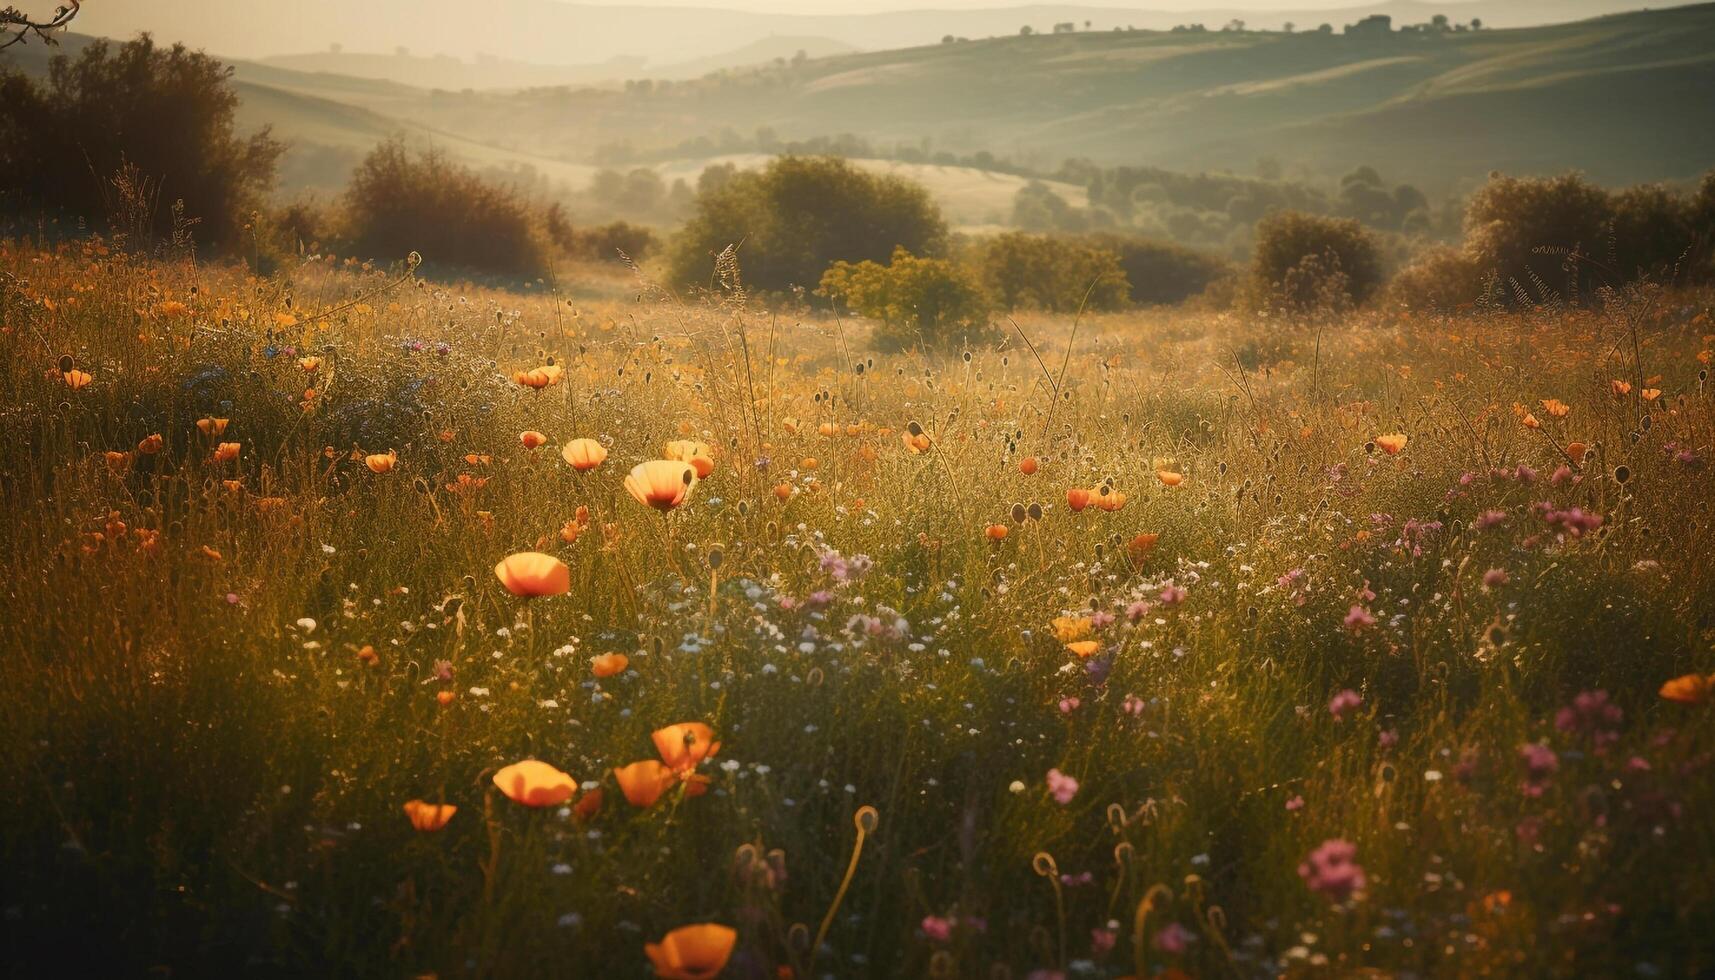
[258,36,857,91]
[70,0,1702,67]
[8,5,1712,213]
[380,3,1715,193]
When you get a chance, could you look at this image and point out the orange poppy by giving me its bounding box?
[591,652,629,678]
[664,440,716,479]
[105,451,133,473]
[365,450,398,474]
[1066,487,1091,512]
[63,368,92,390]
[213,442,241,463]
[625,461,696,512]
[1157,470,1184,487]
[562,437,608,471]
[1066,640,1101,658]
[1051,615,1092,643]
[1019,456,1039,475]
[402,799,457,832]
[985,523,1009,541]
[652,722,720,774]
[614,759,677,808]
[773,482,793,501]
[1375,433,1408,456]
[1093,486,1127,512]
[494,551,571,597]
[902,431,931,453]
[1641,388,1661,402]
[197,417,229,436]
[818,422,838,437]
[1128,532,1159,560]
[137,433,163,454]
[644,924,737,980]
[1659,673,1713,705]
[1540,398,1570,418]
[299,356,322,372]
[1521,414,1541,430]
[1610,379,1633,398]
[492,759,577,807]
[520,430,549,450]
[574,786,605,819]
[156,300,191,318]
[1565,441,1588,462]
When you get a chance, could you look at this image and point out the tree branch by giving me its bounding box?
[0,1,80,51]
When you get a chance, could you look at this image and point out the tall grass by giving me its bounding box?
[2,236,1713,976]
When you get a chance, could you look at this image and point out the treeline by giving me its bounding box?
[0,36,656,278]
[5,35,1713,346]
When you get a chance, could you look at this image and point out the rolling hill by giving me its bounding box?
[375,3,1715,193]
[6,4,1712,220]
[67,0,1704,68]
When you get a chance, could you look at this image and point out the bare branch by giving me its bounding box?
[0,1,80,51]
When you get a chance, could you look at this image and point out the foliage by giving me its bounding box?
[1463,173,1614,302]
[1250,210,1384,312]
[0,35,282,251]
[546,205,658,265]
[1382,245,1492,312]
[342,138,545,278]
[1082,233,1232,306]
[975,232,1130,313]
[818,246,993,350]
[666,156,948,296]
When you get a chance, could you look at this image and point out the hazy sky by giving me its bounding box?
[575,0,1386,10]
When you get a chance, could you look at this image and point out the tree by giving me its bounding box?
[976,232,1129,312]
[0,34,282,250]
[666,156,948,295]
[343,138,543,277]
[1,0,80,49]
[818,247,994,352]
[1463,173,1613,300]
[1251,211,1384,311]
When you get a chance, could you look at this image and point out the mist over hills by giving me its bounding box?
[6,2,1711,226]
[71,0,1700,78]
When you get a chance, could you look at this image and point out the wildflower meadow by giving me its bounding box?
[2,235,1713,977]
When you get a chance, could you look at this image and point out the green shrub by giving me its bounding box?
[975,232,1129,313]
[1383,245,1492,312]
[0,35,281,251]
[1608,184,1698,283]
[1250,211,1384,312]
[667,156,947,295]
[575,221,658,264]
[1083,233,1231,305]
[818,246,994,351]
[1463,173,1612,301]
[342,138,544,277]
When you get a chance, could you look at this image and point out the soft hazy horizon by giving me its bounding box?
[63,0,1686,66]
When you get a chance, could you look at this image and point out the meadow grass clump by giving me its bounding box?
[1,234,1714,976]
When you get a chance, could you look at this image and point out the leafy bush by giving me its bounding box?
[1383,245,1492,312]
[1608,184,1698,283]
[342,138,544,277]
[667,156,948,295]
[1083,233,1232,305]
[818,246,994,351]
[1463,173,1613,301]
[0,35,281,251]
[975,232,1130,312]
[1250,211,1384,312]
